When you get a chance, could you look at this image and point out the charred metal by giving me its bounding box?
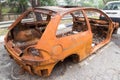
[4,6,118,76]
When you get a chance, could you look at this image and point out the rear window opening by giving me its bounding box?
[8,11,52,50]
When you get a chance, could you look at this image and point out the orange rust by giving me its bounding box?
[4,6,116,76]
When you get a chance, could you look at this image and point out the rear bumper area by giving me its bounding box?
[4,44,33,74]
[4,42,55,76]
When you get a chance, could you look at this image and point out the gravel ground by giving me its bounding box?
[0,34,120,80]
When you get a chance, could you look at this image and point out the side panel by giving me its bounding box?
[53,31,92,61]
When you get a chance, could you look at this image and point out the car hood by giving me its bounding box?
[102,10,120,18]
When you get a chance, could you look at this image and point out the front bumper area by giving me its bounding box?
[4,42,56,76]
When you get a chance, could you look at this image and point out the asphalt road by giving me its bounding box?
[0,34,120,80]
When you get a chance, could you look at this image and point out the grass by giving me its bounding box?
[88,16,100,19]
[60,19,73,24]
[0,28,8,36]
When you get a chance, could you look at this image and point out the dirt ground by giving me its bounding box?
[0,34,120,80]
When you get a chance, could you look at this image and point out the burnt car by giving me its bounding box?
[4,6,116,76]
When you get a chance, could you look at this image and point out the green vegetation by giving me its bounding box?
[64,0,73,5]
[0,0,119,21]
[2,7,10,14]
[40,0,57,6]
[0,2,2,20]
[1,0,117,14]
[8,0,29,13]
[64,0,119,9]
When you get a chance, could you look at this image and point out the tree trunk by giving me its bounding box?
[30,0,42,20]
[30,0,40,7]
[102,0,106,5]
[19,3,26,13]
[0,2,2,21]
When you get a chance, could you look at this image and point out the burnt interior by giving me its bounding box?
[8,10,109,50]
[56,14,88,38]
[75,17,109,46]
[90,19,108,45]
[9,21,48,50]
[12,21,48,50]
[7,11,50,50]
[56,15,109,47]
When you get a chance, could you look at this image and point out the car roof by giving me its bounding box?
[36,6,68,12]
[106,1,120,4]
[34,6,83,15]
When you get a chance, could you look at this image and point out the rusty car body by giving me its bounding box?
[4,6,117,76]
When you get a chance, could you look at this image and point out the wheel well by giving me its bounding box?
[51,54,80,75]
[64,54,80,63]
